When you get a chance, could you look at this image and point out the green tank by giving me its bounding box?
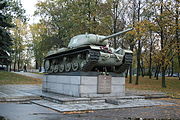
[44,28,133,73]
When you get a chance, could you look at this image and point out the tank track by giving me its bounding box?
[81,50,100,71]
[114,53,132,73]
[45,48,132,73]
[45,48,100,73]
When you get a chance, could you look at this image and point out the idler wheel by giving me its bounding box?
[65,63,71,72]
[59,64,64,73]
[72,62,79,71]
[54,65,59,73]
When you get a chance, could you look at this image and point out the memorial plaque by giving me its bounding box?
[97,75,112,94]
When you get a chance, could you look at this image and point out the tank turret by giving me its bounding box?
[44,28,133,74]
[68,28,133,48]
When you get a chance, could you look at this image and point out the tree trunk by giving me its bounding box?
[35,60,39,69]
[135,37,141,85]
[129,64,132,83]
[140,60,144,77]
[17,60,20,71]
[156,67,159,80]
[160,0,166,88]
[17,52,20,72]
[87,1,91,33]
[167,67,169,76]
[39,59,42,72]
[9,64,11,72]
[129,0,136,84]
[141,63,143,77]
[149,31,153,79]
[129,45,133,84]
[154,65,157,78]
[135,0,141,85]
[14,62,16,72]
[162,66,166,88]
[125,69,128,78]
[175,0,180,80]
[13,51,17,72]
[129,44,134,84]
[113,1,118,49]
[39,64,42,72]
[129,45,134,83]
[171,58,174,76]
[6,65,8,71]
[155,65,160,80]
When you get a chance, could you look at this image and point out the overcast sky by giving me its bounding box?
[21,0,40,24]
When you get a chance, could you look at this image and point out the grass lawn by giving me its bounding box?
[126,76,180,98]
[0,71,42,84]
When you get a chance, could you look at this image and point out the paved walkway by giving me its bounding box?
[14,72,44,79]
[0,80,179,119]
[0,100,179,120]
[0,72,43,101]
[0,72,179,119]
[0,85,41,101]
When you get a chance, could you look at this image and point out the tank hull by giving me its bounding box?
[44,45,132,74]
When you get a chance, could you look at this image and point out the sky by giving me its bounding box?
[21,0,40,24]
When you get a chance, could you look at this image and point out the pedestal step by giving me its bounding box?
[32,98,173,112]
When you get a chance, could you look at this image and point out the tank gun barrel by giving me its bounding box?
[100,28,133,42]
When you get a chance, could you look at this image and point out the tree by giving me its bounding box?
[30,23,50,71]
[0,0,26,70]
[175,0,180,80]
[123,0,137,83]
[106,0,128,48]
[34,0,178,85]
[11,19,28,71]
[144,0,179,87]
[35,0,130,49]
[124,0,147,85]
[0,0,13,66]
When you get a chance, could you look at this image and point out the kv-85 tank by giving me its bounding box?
[44,28,133,73]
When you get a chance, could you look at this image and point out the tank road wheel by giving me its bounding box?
[72,61,79,71]
[44,60,50,71]
[49,65,54,73]
[54,65,59,73]
[65,63,71,72]
[80,60,87,70]
[58,64,64,73]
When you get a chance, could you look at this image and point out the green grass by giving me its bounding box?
[126,76,180,98]
[0,71,42,84]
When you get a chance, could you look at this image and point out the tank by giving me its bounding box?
[44,28,133,74]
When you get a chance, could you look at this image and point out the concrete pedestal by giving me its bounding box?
[42,72,125,97]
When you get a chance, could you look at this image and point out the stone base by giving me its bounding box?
[42,73,125,97]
